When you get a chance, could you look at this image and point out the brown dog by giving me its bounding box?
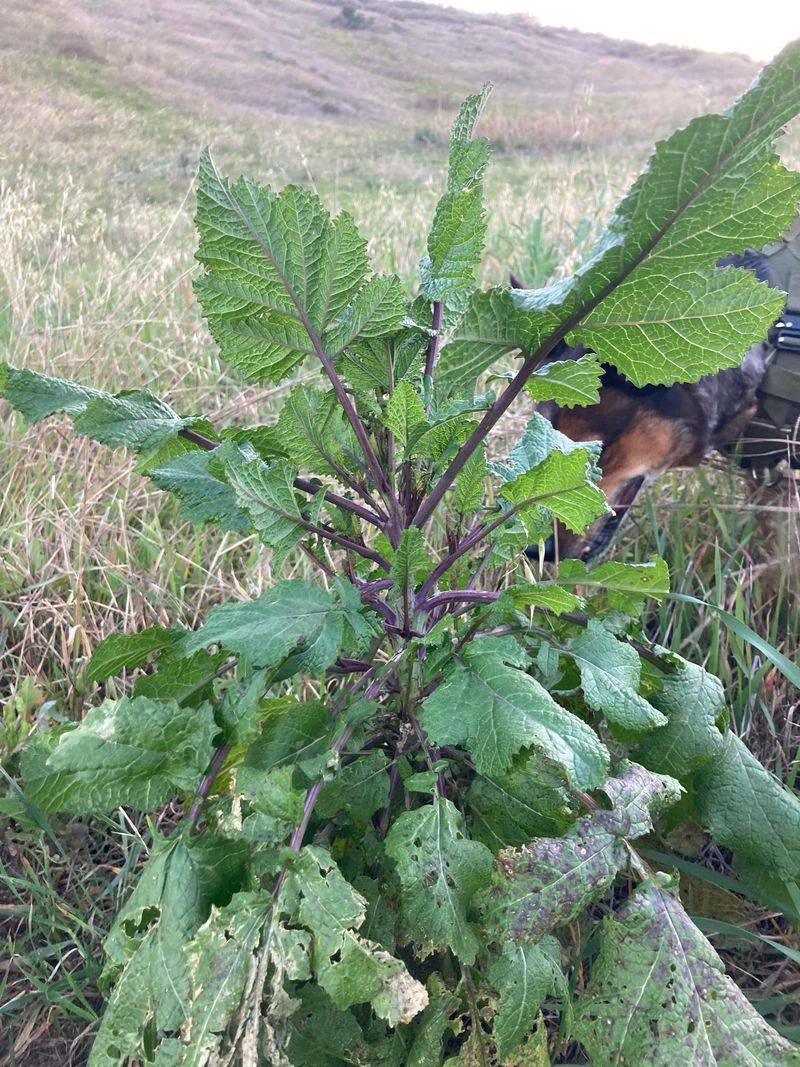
[527,337,769,560]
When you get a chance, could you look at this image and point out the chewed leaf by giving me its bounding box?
[482,762,681,943]
[573,876,800,1064]
[384,796,493,964]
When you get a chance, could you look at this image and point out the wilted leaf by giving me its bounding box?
[573,875,800,1064]
[482,762,681,943]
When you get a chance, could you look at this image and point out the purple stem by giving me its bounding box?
[187,742,231,832]
[420,589,500,612]
[424,301,443,380]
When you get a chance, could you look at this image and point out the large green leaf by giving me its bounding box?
[195,151,403,382]
[0,366,207,452]
[510,42,800,387]
[695,731,800,887]
[499,445,608,537]
[482,762,681,943]
[183,579,360,676]
[635,656,728,778]
[420,84,491,311]
[20,697,217,815]
[384,796,493,964]
[573,875,800,1065]
[420,636,609,789]
[575,266,786,387]
[570,619,667,734]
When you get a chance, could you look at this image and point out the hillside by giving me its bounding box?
[4,0,759,175]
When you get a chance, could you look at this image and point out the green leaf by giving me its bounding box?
[383,380,427,449]
[132,645,227,704]
[573,875,800,1065]
[86,626,180,685]
[195,152,400,382]
[287,845,367,958]
[1,363,103,421]
[20,697,217,815]
[635,656,727,778]
[244,698,329,773]
[489,938,562,1059]
[90,832,246,1066]
[218,671,273,748]
[695,731,800,887]
[495,410,601,482]
[316,751,391,824]
[183,580,352,675]
[435,287,534,396]
[390,527,433,593]
[0,366,207,456]
[420,636,609,789]
[238,763,306,843]
[467,755,578,849]
[454,443,486,515]
[384,796,493,964]
[326,274,406,354]
[420,85,491,311]
[574,266,786,387]
[276,385,353,476]
[508,582,583,615]
[545,42,800,386]
[72,389,200,451]
[570,619,667,734]
[149,447,251,532]
[525,353,603,407]
[482,762,681,943]
[286,986,368,1067]
[557,554,670,612]
[223,451,306,565]
[499,445,608,537]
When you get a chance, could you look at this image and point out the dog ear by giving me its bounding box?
[509,272,525,289]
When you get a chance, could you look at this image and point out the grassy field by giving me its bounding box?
[1,1,799,1062]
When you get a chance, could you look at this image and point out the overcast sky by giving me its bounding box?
[411,0,798,61]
